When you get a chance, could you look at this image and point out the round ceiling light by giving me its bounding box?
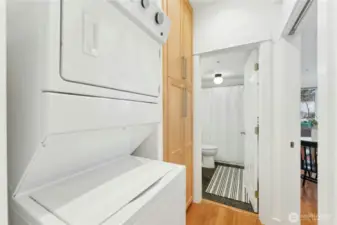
[213,73,223,85]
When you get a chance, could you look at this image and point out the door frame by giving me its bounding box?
[0,0,8,223]
[257,41,273,223]
[243,48,260,213]
[193,43,267,208]
[193,39,300,224]
[317,0,337,224]
[192,55,203,203]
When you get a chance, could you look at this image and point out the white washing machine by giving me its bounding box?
[7,0,186,224]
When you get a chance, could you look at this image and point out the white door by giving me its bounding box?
[243,50,259,212]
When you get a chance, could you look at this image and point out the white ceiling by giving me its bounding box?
[200,44,258,79]
[199,44,258,89]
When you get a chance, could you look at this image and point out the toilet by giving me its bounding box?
[202,145,218,168]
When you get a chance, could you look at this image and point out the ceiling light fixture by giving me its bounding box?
[213,73,223,85]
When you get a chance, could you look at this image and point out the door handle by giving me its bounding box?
[240,132,246,135]
[182,88,188,117]
[182,56,187,79]
[83,14,99,57]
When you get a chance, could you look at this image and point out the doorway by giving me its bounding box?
[198,45,260,213]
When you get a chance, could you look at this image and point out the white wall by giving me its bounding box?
[0,0,7,223]
[270,36,301,225]
[317,0,337,224]
[201,86,244,165]
[268,0,315,224]
[193,0,280,54]
[301,0,317,88]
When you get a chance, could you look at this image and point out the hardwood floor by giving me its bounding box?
[301,182,318,225]
[186,200,261,225]
[187,181,317,225]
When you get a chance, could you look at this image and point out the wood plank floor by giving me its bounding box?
[301,182,318,225]
[187,182,317,225]
[187,200,261,225]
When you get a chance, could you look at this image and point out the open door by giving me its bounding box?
[243,49,259,212]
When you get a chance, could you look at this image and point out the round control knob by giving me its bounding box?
[155,12,165,25]
[141,0,150,9]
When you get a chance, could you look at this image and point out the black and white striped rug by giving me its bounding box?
[205,165,249,203]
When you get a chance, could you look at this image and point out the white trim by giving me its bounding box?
[317,0,337,224]
[0,0,7,223]
[215,160,244,167]
[258,41,273,225]
[271,35,302,225]
[193,55,202,203]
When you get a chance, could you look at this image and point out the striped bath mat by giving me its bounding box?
[205,165,249,203]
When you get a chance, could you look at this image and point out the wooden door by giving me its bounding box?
[167,78,185,166]
[167,0,182,80]
[182,1,193,85]
[182,0,193,207]
[163,0,193,208]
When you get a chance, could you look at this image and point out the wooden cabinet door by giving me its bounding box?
[163,0,193,209]
[184,84,193,207]
[167,0,182,80]
[182,1,193,85]
[167,78,185,166]
[182,0,194,208]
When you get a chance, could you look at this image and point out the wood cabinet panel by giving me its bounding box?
[163,0,193,209]
[167,0,182,80]
[182,2,193,85]
[167,78,185,165]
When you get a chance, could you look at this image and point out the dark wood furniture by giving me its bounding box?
[301,138,318,187]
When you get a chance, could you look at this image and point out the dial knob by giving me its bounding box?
[141,0,150,9]
[155,12,165,25]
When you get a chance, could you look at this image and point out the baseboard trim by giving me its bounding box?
[215,160,244,167]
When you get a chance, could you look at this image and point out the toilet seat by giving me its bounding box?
[202,145,218,150]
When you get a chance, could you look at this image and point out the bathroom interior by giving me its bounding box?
[199,45,259,213]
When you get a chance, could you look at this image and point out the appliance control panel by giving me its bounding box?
[108,0,170,44]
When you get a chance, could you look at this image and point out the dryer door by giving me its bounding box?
[60,0,169,97]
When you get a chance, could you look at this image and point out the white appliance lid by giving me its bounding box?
[13,93,160,197]
[28,157,173,225]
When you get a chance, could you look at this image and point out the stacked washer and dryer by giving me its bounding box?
[7,0,186,224]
